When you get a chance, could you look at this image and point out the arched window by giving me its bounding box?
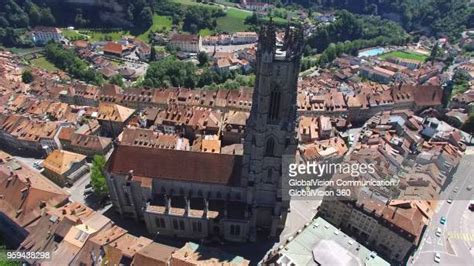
[251,136,256,147]
[265,138,275,156]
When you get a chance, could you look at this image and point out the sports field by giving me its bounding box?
[380,50,428,62]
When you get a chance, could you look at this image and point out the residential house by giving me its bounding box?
[103,42,133,58]
[42,150,89,187]
[31,27,64,45]
[97,103,135,138]
[60,129,113,159]
[169,34,202,53]
[0,151,69,248]
[232,32,258,44]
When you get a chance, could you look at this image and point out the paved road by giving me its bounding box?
[65,169,90,204]
[410,154,474,265]
[14,156,44,173]
[258,196,321,262]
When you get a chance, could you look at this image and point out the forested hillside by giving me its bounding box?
[294,0,473,39]
[0,0,155,29]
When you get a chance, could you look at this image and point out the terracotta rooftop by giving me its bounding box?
[171,242,249,265]
[103,42,125,55]
[131,242,177,266]
[43,150,87,175]
[107,145,243,186]
[0,151,69,227]
[97,102,135,122]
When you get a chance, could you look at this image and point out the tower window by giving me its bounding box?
[268,90,281,122]
[265,138,275,156]
[267,168,273,182]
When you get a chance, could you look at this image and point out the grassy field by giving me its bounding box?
[62,29,88,40]
[199,28,214,36]
[171,0,252,32]
[171,0,220,9]
[137,15,173,42]
[216,8,251,32]
[380,50,428,62]
[30,56,58,72]
[80,29,130,42]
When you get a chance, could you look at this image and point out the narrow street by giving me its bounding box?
[410,153,474,265]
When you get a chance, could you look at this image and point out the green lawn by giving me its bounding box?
[30,56,58,72]
[63,15,172,43]
[171,0,252,32]
[380,50,428,62]
[79,29,129,42]
[216,8,251,32]
[199,28,214,36]
[137,15,173,42]
[171,0,220,9]
[62,29,88,40]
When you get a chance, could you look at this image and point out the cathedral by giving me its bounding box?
[105,23,304,242]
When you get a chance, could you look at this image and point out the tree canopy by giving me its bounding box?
[44,42,103,85]
[298,0,473,40]
[143,56,198,88]
[90,155,108,197]
[21,69,34,83]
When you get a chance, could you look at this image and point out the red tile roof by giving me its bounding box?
[107,145,243,186]
[103,42,124,55]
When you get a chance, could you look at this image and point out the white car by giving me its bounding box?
[434,252,441,263]
[467,185,472,191]
[436,227,442,237]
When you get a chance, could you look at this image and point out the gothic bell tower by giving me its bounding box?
[242,23,303,239]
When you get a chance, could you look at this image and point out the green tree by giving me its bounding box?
[143,56,198,88]
[245,12,259,25]
[44,42,103,85]
[90,155,108,196]
[429,42,440,62]
[138,6,153,29]
[109,74,124,87]
[22,69,34,83]
[150,46,157,61]
[40,7,56,25]
[197,51,210,66]
[461,113,474,134]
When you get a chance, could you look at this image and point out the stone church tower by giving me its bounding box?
[242,23,304,239]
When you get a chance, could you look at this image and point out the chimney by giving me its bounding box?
[392,206,398,220]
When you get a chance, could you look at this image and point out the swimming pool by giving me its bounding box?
[358,47,386,57]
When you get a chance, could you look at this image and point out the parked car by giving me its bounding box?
[469,203,474,212]
[434,252,441,263]
[83,187,93,195]
[85,183,92,189]
[436,227,442,237]
[33,161,43,170]
[467,185,472,191]
[453,187,459,193]
[447,198,453,204]
[440,216,447,225]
